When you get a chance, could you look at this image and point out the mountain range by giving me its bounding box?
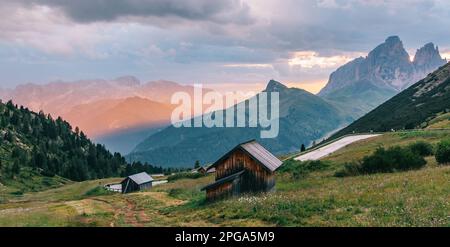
[1,36,446,168]
[128,80,350,167]
[319,36,446,118]
[0,77,208,153]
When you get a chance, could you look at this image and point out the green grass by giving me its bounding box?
[323,130,450,164]
[1,130,450,226]
[167,172,205,182]
[84,186,114,197]
[426,112,450,129]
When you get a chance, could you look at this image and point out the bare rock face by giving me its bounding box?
[319,36,446,97]
[413,43,447,73]
[365,36,415,90]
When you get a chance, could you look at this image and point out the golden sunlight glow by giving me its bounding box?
[286,81,328,94]
[223,64,273,69]
[442,51,450,61]
[288,51,355,69]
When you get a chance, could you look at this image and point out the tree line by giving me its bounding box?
[0,100,167,182]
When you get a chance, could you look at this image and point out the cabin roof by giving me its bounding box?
[124,172,154,185]
[201,170,245,191]
[209,140,283,172]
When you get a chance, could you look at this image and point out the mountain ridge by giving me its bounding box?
[318,36,446,119]
[0,78,212,154]
[333,62,450,137]
[128,80,350,167]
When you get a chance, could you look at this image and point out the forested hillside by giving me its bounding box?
[0,100,163,185]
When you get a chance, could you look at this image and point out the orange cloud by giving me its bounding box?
[441,51,450,61]
[286,81,328,94]
[287,51,359,69]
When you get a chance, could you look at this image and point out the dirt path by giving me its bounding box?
[122,198,145,227]
[106,192,186,227]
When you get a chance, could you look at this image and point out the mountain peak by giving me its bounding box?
[413,42,446,71]
[370,35,407,57]
[265,80,288,92]
[385,35,402,44]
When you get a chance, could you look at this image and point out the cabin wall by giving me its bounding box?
[241,159,275,193]
[139,182,152,191]
[121,180,152,193]
[206,182,233,201]
[205,176,243,201]
[121,179,139,193]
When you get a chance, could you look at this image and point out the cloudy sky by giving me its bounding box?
[0,0,449,93]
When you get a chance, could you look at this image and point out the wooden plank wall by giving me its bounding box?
[206,182,233,201]
[207,149,275,200]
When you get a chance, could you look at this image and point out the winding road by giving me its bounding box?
[295,134,381,161]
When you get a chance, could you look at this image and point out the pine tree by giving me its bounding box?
[301,144,306,152]
[194,160,200,169]
[12,160,20,174]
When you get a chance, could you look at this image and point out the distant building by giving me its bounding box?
[121,172,154,194]
[191,166,207,174]
[202,140,283,201]
[151,173,165,177]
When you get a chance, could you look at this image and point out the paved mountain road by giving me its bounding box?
[295,134,381,161]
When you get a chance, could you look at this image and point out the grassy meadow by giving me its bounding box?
[1,130,450,227]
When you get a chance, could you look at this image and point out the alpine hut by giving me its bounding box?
[192,166,207,175]
[202,140,283,201]
[121,172,154,194]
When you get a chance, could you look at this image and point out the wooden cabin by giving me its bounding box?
[202,140,282,201]
[192,166,207,175]
[121,172,154,194]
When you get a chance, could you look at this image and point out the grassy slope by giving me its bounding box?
[1,130,450,226]
[426,112,450,129]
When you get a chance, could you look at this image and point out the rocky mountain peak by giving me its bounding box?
[265,79,288,92]
[385,35,402,45]
[368,36,410,63]
[413,42,446,71]
[320,36,446,98]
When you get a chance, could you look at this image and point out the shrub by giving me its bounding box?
[279,160,330,179]
[334,163,361,177]
[40,169,55,177]
[408,141,434,156]
[334,146,426,177]
[168,172,205,182]
[10,190,23,196]
[435,139,450,165]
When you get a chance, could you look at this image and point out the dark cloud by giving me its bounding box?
[20,0,253,24]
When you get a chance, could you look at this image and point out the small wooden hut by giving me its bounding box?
[191,166,207,174]
[121,172,154,194]
[202,140,282,201]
